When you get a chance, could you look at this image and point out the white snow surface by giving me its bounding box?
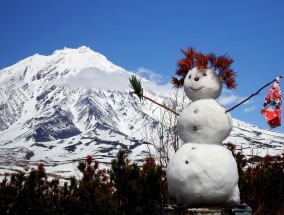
[0,46,283,185]
[183,68,222,101]
[177,99,232,143]
[167,143,239,205]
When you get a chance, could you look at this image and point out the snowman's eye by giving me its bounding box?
[188,75,192,79]
[203,72,207,76]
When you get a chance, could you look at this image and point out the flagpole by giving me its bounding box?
[225,76,283,113]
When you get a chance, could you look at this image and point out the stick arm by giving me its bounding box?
[225,76,283,113]
[129,75,180,116]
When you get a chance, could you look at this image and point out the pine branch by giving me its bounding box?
[129,75,180,116]
[129,75,144,101]
[225,76,283,113]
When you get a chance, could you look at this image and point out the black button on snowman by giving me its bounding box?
[167,48,240,205]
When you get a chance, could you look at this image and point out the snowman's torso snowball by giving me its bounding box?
[166,143,240,205]
[177,99,232,144]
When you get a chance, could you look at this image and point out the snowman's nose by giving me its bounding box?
[194,76,199,81]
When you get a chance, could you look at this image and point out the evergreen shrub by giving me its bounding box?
[0,149,167,215]
[0,147,283,214]
[228,142,284,215]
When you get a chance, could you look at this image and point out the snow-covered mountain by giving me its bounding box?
[0,46,283,179]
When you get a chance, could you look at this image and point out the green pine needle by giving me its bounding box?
[129,75,144,101]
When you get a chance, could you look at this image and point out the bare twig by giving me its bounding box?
[225,76,283,113]
[142,89,182,167]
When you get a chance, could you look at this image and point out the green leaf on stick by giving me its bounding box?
[129,75,144,101]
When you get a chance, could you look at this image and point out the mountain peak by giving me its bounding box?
[78,45,92,52]
[52,46,92,55]
[0,46,128,87]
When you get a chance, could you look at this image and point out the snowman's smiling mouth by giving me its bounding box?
[190,86,203,91]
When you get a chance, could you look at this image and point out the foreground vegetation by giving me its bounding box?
[0,145,283,215]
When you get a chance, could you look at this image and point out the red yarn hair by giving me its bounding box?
[171,47,237,89]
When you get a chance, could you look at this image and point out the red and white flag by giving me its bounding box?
[261,77,282,128]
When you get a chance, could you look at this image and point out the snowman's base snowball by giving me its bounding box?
[166,143,240,205]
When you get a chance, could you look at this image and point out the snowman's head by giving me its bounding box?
[172,47,237,98]
[184,68,221,101]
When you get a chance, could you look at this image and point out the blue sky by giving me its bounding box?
[1,0,284,132]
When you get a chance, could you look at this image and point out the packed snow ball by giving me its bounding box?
[166,143,240,205]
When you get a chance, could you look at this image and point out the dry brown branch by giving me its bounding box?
[142,89,183,167]
[142,94,180,116]
[226,76,283,113]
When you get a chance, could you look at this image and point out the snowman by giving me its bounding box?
[166,48,240,205]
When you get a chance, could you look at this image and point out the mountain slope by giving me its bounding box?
[0,46,283,179]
